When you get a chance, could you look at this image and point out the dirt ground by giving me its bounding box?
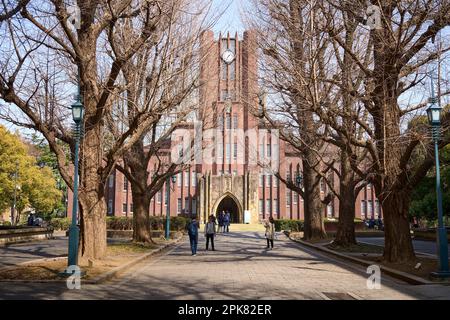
[0,238,175,281]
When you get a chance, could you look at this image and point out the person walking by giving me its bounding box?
[224,211,230,232]
[264,216,275,249]
[204,216,216,251]
[187,217,199,256]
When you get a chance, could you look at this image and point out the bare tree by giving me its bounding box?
[248,0,336,240]
[325,0,450,262]
[0,1,204,260]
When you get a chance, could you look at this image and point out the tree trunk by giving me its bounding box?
[124,138,153,243]
[381,191,415,262]
[78,124,107,260]
[302,159,326,240]
[132,190,152,243]
[334,153,357,246]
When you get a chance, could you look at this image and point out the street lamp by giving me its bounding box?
[11,160,19,225]
[295,173,302,188]
[427,75,450,278]
[64,85,84,273]
[165,175,177,240]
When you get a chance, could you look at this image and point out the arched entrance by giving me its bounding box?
[215,195,241,223]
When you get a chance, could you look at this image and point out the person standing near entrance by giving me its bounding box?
[187,217,199,256]
[218,211,224,233]
[224,211,230,232]
[204,215,216,251]
[264,216,275,249]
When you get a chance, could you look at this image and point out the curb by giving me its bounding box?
[286,234,445,286]
[0,236,184,284]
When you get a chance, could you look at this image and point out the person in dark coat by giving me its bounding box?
[223,211,230,232]
[187,217,199,256]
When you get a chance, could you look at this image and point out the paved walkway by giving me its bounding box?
[1,231,450,299]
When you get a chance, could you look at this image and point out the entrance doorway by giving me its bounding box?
[216,196,240,223]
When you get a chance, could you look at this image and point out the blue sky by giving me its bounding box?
[210,0,245,36]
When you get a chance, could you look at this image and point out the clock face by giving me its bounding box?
[222,49,235,64]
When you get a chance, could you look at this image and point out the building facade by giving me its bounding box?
[70,30,382,224]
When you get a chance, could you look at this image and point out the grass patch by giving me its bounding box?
[359,255,450,281]
[325,242,384,254]
[0,238,176,281]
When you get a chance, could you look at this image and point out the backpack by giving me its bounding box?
[188,221,197,235]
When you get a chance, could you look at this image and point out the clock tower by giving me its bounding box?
[197,30,260,224]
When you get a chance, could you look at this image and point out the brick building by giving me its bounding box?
[68,30,381,224]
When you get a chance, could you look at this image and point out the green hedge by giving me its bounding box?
[106,216,133,230]
[106,215,190,231]
[274,219,304,232]
[49,217,71,231]
[0,221,12,226]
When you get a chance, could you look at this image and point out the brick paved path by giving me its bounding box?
[1,231,450,299]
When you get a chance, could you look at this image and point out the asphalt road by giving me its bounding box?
[0,236,68,268]
[357,237,450,257]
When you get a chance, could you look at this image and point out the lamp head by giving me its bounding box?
[71,99,84,123]
[426,104,441,126]
[295,174,303,186]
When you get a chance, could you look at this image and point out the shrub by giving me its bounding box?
[149,216,164,230]
[49,217,71,230]
[106,216,133,230]
[274,219,303,232]
[170,216,191,231]
[0,221,12,227]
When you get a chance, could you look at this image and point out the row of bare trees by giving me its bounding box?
[0,0,214,261]
[247,0,450,262]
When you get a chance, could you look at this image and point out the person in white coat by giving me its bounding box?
[204,215,216,251]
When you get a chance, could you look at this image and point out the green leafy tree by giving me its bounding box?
[0,125,62,224]
[410,145,450,226]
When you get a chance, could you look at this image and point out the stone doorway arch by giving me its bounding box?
[212,192,243,223]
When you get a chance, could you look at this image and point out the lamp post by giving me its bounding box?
[66,84,84,270]
[11,160,19,225]
[295,173,302,188]
[426,75,450,278]
[165,175,177,240]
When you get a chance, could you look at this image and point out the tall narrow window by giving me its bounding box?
[123,177,128,191]
[218,114,224,130]
[109,175,114,188]
[233,142,238,159]
[226,113,231,129]
[184,171,189,187]
[266,199,271,215]
[259,173,264,187]
[229,61,235,80]
[177,198,182,214]
[286,190,291,206]
[259,199,264,214]
[192,199,197,215]
[221,62,227,80]
[233,114,238,129]
[361,200,366,218]
[108,199,113,215]
[267,143,271,157]
[192,171,197,187]
[226,143,231,161]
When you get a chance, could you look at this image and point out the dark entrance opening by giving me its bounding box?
[216,196,239,223]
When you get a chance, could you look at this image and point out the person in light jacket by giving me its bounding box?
[204,215,216,251]
[264,216,275,249]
